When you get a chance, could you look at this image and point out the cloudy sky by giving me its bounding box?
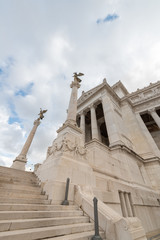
[0,0,160,170]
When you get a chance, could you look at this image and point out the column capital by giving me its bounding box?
[79,110,85,116]
[34,119,41,126]
[70,81,80,89]
[89,103,97,109]
[148,108,156,114]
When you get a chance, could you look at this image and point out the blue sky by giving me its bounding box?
[0,0,160,170]
[97,13,119,24]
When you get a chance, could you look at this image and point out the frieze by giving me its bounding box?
[128,84,160,105]
[47,137,87,157]
[134,98,160,113]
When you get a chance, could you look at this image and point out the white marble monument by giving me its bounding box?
[36,76,160,239]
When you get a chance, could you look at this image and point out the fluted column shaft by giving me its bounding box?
[80,112,85,142]
[12,119,40,171]
[67,80,80,125]
[90,105,99,140]
[149,108,160,128]
[20,119,40,157]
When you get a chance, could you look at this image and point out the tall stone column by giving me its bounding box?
[11,119,40,171]
[66,75,81,126]
[148,108,160,128]
[80,111,85,142]
[90,104,99,140]
[11,108,47,171]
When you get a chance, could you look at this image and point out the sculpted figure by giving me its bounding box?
[73,72,84,83]
[38,108,47,120]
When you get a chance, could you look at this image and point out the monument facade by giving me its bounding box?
[36,76,160,239]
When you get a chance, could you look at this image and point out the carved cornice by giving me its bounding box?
[128,80,160,96]
[57,121,82,134]
[123,81,160,106]
[112,80,129,95]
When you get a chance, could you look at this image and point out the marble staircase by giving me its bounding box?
[0,166,105,240]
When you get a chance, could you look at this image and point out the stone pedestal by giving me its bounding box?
[36,123,96,203]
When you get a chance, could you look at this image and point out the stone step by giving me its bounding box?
[44,231,105,240]
[0,203,79,211]
[0,171,37,180]
[0,191,47,200]
[0,216,89,231]
[0,166,35,179]
[147,229,160,240]
[0,183,42,192]
[147,234,160,240]
[0,186,42,195]
[0,175,38,185]
[0,210,84,220]
[0,197,51,205]
[0,222,94,240]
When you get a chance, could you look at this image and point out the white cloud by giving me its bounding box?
[0,0,160,168]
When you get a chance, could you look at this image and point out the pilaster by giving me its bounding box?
[101,94,124,147]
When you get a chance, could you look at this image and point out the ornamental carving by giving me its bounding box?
[129,87,160,105]
[47,137,87,157]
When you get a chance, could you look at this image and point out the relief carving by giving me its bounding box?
[47,137,87,157]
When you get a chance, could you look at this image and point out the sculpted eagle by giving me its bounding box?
[38,108,47,120]
[73,72,84,83]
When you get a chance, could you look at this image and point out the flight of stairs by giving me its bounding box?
[147,229,160,240]
[0,166,105,239]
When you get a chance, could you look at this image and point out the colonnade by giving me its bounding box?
[79,104,100,140]
[78,93,125,147]
[79,103,102,143]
